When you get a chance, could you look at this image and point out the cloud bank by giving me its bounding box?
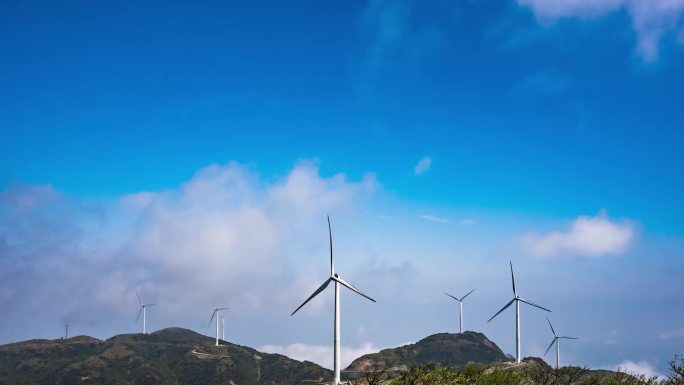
[0,161,377,341]
[522,211,636,257]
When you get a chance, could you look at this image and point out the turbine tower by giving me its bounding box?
[544,317,578,369]
[209,307,229,346]
[488,261,551,363]
[444,290,475,333]
[135,291,155,334]
[221,314,225,341]
[291,216,376,385]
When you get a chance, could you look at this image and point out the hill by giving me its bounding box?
[346,331,511,373]
[0,327,331,385]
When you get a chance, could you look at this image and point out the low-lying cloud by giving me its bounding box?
[522,211,636,258]
[258,342,381,369]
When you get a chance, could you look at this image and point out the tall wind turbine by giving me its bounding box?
[135,291,155,334]
[209,307,229,346]
[444,289,475,333]
[291,216,376,385]
[545,317,578,369]
[488,261,551,363]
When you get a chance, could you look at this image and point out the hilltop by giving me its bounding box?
[346,331,511,373]
[0,327,331,385]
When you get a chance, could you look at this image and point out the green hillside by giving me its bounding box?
[0,327,331,385]
[345,332,511,373]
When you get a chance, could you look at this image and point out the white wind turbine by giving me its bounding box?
[291,216,376,385]
[209,306,229,346]
[135,291,155,334]
[545,317,578,369]
[444,289,475,333]
[488,261,551,363]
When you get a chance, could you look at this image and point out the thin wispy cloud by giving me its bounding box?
[360,0,447,68]
[659,328,684,340]
[414,157,432,175]
[516,0,684,61]
[522,211,636,258]
[420,214,448,223]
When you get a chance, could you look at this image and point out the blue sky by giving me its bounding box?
[1,0,683,377]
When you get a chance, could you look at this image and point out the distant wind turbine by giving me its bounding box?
[545,317,578,369]
[444,289,475,333]
[291,216,376,385]
[488,261,551,363]
[65,323,69,339]
[209,306,229,346]
[135,291,155,334]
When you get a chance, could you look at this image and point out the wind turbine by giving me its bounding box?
[209,306,229,346]
[135,291,155,334]
[488,261,551,363]
[544,317,578,369]
[291,216,376,385]
[445,289,475,333]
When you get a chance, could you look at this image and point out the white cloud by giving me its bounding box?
[420,214,448,223]
[258,342,381,369]
[522,211,636,257]
[615,360,662,379]
[414,157,432,175]
[0,161,377,340]
[459,218,476,225]
[516,0,684,61]
[660,328,684,339]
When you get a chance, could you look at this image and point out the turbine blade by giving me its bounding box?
[136,291,143,306]
[544,338,557,356]
[217,307,229,311]
[328,215,334,276]
[135,307,143,323]
[291,278,332,316]
[208,309,217,327]
[146,303,156,307]
[518,297,551,312]
[461,289,475,301]
[546,316,557,337]
[334,276,376,303]
[510,261,517,297]
[559,336,579,340]
[487,298,515,323]
[444,292,460,302]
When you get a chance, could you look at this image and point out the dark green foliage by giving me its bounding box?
[662,356,684,385]
[388,363,522,385]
